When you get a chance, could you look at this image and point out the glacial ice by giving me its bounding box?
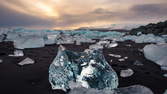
[49,46,118,91]
[18,57,35,66]
[120,68,134,77]
[14,35,45,49]
[143,44,167,70]
[69,85,154,94]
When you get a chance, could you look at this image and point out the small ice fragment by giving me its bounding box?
[18,57,35,66]
[134,60,144,66]
[163,74,167,78]
[108,42,118,48]
[108,54,121,58]
[0,59,3,63]
[118,58,125,62]
[120,68,134,77]
[9,50,24,57]
[124,57,128,59]
[110,60,113,62]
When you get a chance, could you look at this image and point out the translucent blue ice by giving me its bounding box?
[49,46,118,91]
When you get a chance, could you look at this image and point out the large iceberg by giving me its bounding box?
[143,44,167,70]
[49,46,118,91]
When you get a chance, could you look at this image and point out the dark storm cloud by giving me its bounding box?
[131,3,167,18]
[0,6,55,28]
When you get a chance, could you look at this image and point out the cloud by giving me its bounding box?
[0,5,55,28]
[0,0,167,29]
[132,3,167,17]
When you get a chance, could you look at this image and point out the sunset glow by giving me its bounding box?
[0,0,167,29]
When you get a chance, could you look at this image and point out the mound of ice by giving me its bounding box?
[49,46,118,91]
[143,44,167,70]
[69,85,154,94]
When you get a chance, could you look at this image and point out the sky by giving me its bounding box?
[0,0,167,29]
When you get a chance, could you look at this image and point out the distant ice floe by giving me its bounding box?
[9,50,24,57]
[69,85,154,94]
[143,43,167,70]
[18,57,35,66]
[1,28,166,49]
[120,68,134,78]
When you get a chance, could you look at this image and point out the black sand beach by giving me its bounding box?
[0,41,167,94]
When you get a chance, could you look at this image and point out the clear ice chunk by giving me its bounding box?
[120,68,134,78]
[49,46,118,91]
[143,44,167,70]
[18,57,35,66]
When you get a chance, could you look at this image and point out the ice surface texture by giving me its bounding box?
[143,44,167,70]
[49,46,118,91]
[69,85,154,94]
